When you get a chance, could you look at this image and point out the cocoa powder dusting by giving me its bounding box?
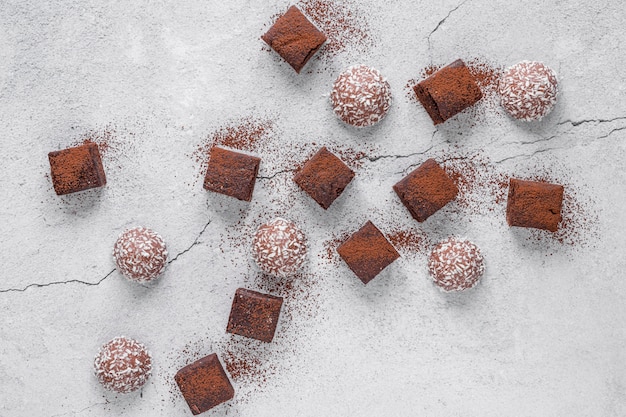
[298,0,373,59]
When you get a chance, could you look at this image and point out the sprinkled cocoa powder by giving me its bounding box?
[387,229,430,255]
[298,0,373,58]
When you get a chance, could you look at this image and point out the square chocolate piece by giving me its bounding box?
[175,354,234,415]
[48,142,106,195]
[203,147,261,202]
[337,221,400,284]
[293,147,355,209]
[393,158,458,222]
[413,59,483,125]
[261,5,327,73]
[506,178,564,232]
[226,288,283,343]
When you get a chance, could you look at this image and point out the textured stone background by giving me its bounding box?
[0,0,625,416]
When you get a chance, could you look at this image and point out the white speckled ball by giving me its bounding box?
[252,218,308,277]
[94,336,152,393]
[498,61,558,121]
[330,64,392,128]
[113,226,168,282]
[428,237,485,292]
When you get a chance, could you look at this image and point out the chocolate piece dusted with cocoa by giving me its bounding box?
[337,221,399,284]
[506,178,564,232]
[227,288,283,343]
[175,354,234,415]
[203,146,260,202]
[48,142,106,195]
[293,147,355,209]
[393,158,458,222]
[413,59,483,125]
[262,5,327,73]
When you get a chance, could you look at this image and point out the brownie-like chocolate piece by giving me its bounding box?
[203,147,260,202]
[393,158,458,222]
[337,221,400,284]
[293,147,355,209]
[261,5,327,73]
[413,59,483,125]
[226,288,283,343]
[506,178,564,232]
[48,142,106,195]
[175,354,234,415]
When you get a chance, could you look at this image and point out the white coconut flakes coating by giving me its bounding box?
[330,64,392,128]
[252,217,308,277]
[428,237,485,292]
[113,226,168,282]
[93,336,152,393]
[498,60,558,121]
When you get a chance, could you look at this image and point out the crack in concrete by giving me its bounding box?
[167,219,213,264]
[557,116,626,127]
[494,147,565,164]
[366,145,435,162]
[0,220,214,294]
[597,125,626,140]
[257,169,295,180]
[426,0,469,58]
[0,269,115,294]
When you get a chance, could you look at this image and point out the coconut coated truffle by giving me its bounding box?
[252,218,307,277]
[331,64,392,128]
[428,237,485,292]
[498,61,558,121]
[94,336,152,393]
[113,226,168,282]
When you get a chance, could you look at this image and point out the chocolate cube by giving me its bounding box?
[48,142,106,195]
[413,59,483,125]
[393,158,458,222]
[174,354,234,415]
[226,288,283,343]
[506,178,564,232]
[337,221,400,284]
[203,147,260,202]
[261,5,327,73]
[293,147,355,209]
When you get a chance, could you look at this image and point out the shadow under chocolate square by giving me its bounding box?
[337,221,400,284]
[261,5,327,73]
[174,354,234,415]
[293,147,355,209]
[48,142,106,195]
[393,158,458,222]
[413,59,483,125]
[506,178,564,232]
[226,288,283,343]
[203,147,261,202]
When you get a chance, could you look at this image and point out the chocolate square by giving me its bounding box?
[393,158,458,222]
[293,147,355,209]
[226,288,283,343]
[337,221,400,284]
[506,178,564,232]
[203,147,261,202]
[413,59,483,125]
[48,142,106,195]
[174,354,234,415]
[261,5,327,73]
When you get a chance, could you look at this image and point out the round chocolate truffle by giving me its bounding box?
[252,218,308,277]
[498,61,558,121]
[113,226,168,282]
[428,237,485,292]
[94,336,152,393]
[330,64,392,128]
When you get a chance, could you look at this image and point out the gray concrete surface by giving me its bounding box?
[0,0,625,416]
